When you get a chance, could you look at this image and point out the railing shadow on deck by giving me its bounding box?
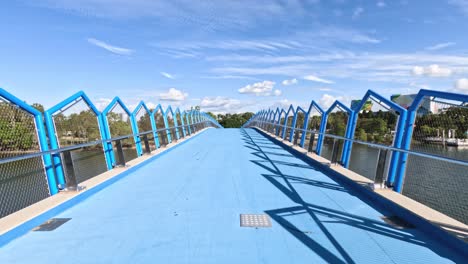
[240,128,464,263]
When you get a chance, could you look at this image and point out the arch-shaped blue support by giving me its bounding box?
[175,108,186,137]
[101,97,137,167]
[263,110,270,129]
[318,100,354,166]
[151,104,167,148]
[44,91,109,186]
[274,108,283,134]
[347,90,407,183]
[394,89,468,192]
[289,106,307,142]
[182,111,191,135]
[281,105,296,139]
[0,88,58,194]
[275,108,286,136]
[164,106,178,142]
[132,101,157,155]
[300,101,324,148]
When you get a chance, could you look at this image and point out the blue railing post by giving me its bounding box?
[100,112,116,167]
[163,109,172,143]
[341,111,356,168]
[178,109,186,137]
[289,110,298,142]
[35,114,59,194]
[149,113,159,149]
[130,113,143,156]
[281,105,295,139]
[316,111,328,155]
[151,104,165,149]
[387,110,407,186]
[43,111,66,187]
[300,113,310,147]
[97,113,113,170]
[185,111,192,134]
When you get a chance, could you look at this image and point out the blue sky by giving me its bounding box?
[1,0,468,113]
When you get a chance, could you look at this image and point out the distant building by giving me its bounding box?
[390,94,439,115]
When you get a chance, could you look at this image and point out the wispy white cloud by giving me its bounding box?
[160,72,175,79]
[211,52,468,85]
[159,28,380,59]
[201,75,259,80]
[377,1,386,8]
[93,98,112,111]
[352,7,364,19]
[159,88,188,101]
[425,42,456,51]
[87,38,134,55]
[37,0,307,30]
[409,82,430,90]
[319,88,333,91]
[200,96,255,113]
[412,64,452,77]
[212,64,313,77]
[238,80,281,96]
[318,94,351,109]
[269,99,292,110]
[449,0,468,15]
[282,78,298,86]
[304,75,334,84]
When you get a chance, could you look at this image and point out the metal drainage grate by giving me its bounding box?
[33,218,71,231]
[381,215,414,229]
[240,214,272,228]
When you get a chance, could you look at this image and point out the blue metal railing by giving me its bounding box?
[243,89,468,193]
[0,87,222,217]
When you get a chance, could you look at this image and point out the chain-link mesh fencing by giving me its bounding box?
[153,109,166,147]
[52,99,107,183]
[321,108,348,163]
[135,107,156,152]
[348,98,398,182]
[403,97,468,224]
[106,104,138,164]
[292,112,305,145]
[302,108,322,152]
[284,114,294,140]
[0,98,50,218]
[176,112,184,138]
[166,112,177,142]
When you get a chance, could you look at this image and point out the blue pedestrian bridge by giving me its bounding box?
[0,88,467,263]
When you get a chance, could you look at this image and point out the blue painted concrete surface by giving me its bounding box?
[0,129,465,263]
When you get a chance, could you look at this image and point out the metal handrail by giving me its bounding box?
[0,121,213,165]
[250,120,468,167]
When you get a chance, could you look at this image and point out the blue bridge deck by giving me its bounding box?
[0,128,465,263]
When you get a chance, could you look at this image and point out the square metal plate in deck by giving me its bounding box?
[33,218,71,231]
[240,214,272,228]
[381,215,414,229]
